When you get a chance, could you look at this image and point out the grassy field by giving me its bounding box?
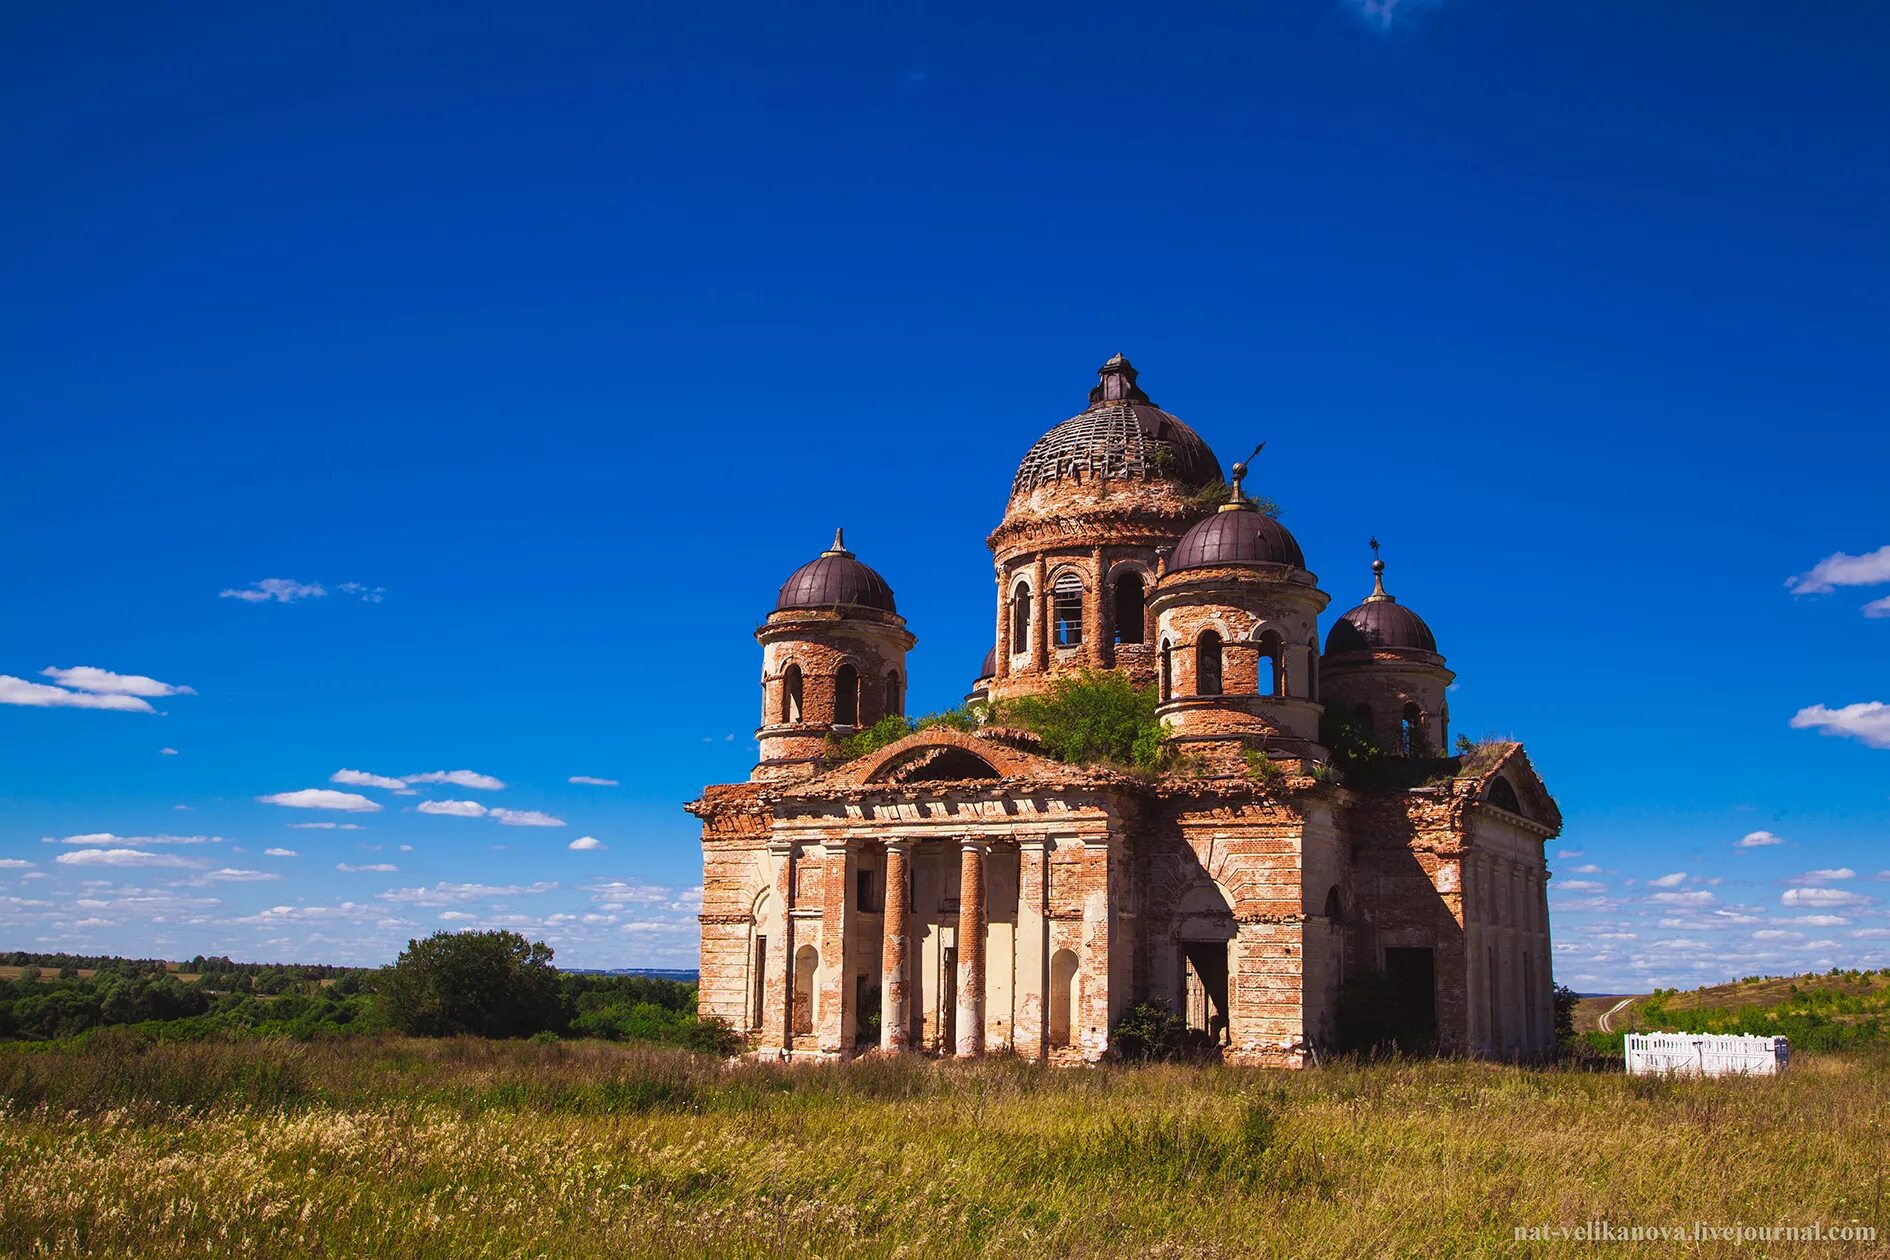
[0,1035,1883,1257]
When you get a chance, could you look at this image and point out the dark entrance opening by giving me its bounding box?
[1383,947,1437,1052]
[938,946,957,1054]
[1180,941,1230,1047]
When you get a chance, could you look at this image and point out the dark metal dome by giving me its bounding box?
[1326,600,1437,654]
[1324,555,1436,654]
[1011,355,1221,497]
[775,531,896,614]
[1169,507,1305,572]
[979,647,996,679]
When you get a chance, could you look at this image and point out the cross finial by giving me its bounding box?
[1366,537,1393,602]
[1220,442,1265,513]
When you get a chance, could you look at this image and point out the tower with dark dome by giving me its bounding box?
[752,529,915,783]
[1319,540,1454,756]
[985,354,1223,702]
[1148,453,1330,765]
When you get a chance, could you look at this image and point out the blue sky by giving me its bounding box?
[1,1,1885,988]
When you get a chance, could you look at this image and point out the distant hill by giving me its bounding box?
[562,967,699,981]
[1572,968,1890,1051]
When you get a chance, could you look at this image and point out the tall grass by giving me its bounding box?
[0,1035,1883,1257]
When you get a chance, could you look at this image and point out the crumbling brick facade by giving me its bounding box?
[692,357,1561,1064]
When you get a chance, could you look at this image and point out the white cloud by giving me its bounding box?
[54,848,203,869]
[1865,596,1890,620]
[1796,868,1856,884]
[220,578,326,603]
[160,747,178,756]
[1738,830,1785,848]
[1794,915,1851,927]
[567,836,606,851]
[438,911,476,922]
[258,789,381,812]
[417,799,487,818]
[1782,887,1871,909]
[0,676,154,712]
[337,863,398,873]
[338,582,386,603]
[203,868,279,883]
[42,833,222,846]
[377,881,558,906]
[1753,929,1802,941]
[288,822,363,830]
[1649,872,1687,888]
[263,848,298,858]
[404,770,506,791]
[1557,880,1605,892]
[1651,891,1716,907]
[1791,702,1890,750]
[1787,545,1890,595]
[39,666,195,698]
[491,809,565,828]
[1339,0,1444,33]
[0,859,35,870]
[568,776,619,787]
[331,769,407,790]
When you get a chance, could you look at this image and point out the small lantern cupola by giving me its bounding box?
[1319,539,1454,756]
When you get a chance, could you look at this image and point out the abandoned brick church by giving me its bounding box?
[689,355,1561,1065]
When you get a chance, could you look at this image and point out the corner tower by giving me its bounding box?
[753,530,915,783]
[1148,453,1330,767]
[1319,540,1454,756]
[984,355,1222,702]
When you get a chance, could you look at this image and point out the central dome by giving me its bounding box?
[1010,355,1220,499]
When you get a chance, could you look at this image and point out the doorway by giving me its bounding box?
[1181,941,1231,1046]
[1383,947,1437,1052]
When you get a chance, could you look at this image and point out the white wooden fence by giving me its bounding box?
[1624,1032,1789,1077]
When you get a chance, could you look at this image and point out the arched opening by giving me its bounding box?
[1307,637,1320,703]
[1400,702,1425,756]
[1048,948,1078,1048]
[792,944,818,1036]
[1254,630,1283,698]
[1196,630,1222,696]
[1113,573,1146,644]
[1323,885,1346,923]
[885,669,903,718]
[834,664,859,726]
[781,665,803,724]
[1487,776,1523,815]
[1052,571,1084,647]
[1159,639,1173,702]
[1011,584,1032,653]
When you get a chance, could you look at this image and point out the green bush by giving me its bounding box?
[1108,1003,1191,1063]
[991,670,1167,770]
[377,931,563,1039]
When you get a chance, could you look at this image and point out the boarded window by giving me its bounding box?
[834,664,859,726]
[1049,948,1079,1048]
[1011,585,1032,652]
[1159,640,1172,701]
[792,944,818,1036]
[1196,630,1223,696]
[751,934,767,1030]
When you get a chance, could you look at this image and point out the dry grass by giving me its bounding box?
[0,1035,1884,1257]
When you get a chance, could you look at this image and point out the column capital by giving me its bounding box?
[883,836,916,855]
[958,836,993,855]
[1016,835,1049,854]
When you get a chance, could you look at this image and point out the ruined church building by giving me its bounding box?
[691,356,1560,1065]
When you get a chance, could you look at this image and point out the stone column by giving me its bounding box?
[955,838,989,1057]
[994,568,1011,680]
[1085,546,1106,667]
[1013,838,1049,1060]
[880,839,913,1054]
[1030,556,1049,671]
[815,840,852,1056]
[767,838,795,1053]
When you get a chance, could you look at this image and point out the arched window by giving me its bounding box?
[1488,776,1523,814]
[1049,948,1078,1048]
[1307,637,1320,703]
[1196,630,1223,696]
[1401,702,1424,756]
[1323,885,1345,923]
[1011,584,1032,653]
[1352,703,1373,741]
[792,944,818,1036]
[1159,639,1173,702]
[1255,630,1283,698]
[1052,572,1084,647]
[885,669,903,718]
[782,665,803,724]
[1113,573,1146,644]
[834,664,859,726]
